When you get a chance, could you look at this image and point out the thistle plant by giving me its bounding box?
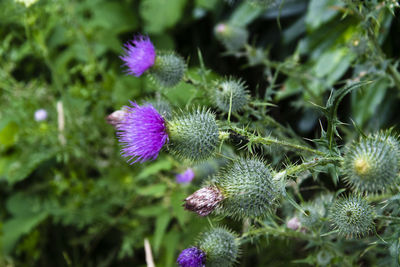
[112,24,400,265]
[6,0,400,266]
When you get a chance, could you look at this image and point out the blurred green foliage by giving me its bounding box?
[1,0,400,266]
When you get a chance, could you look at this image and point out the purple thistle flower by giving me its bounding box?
[177,247,206,267]
[176,168,195,184]
[34,109,48,121]
[120,35,156,77]
[117,102,168,164]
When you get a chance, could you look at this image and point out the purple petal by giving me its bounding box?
[176,168,195,184]
[120,35,156,77]
[117,102,168,164]
[177,247,206,267]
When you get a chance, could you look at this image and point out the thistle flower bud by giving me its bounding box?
[214,23,248,52]
[151,52,186,87]
[298,194,333,230]
[329,195,374,238]
[167,108,220,162]
[212,157,280,219]
[184,186,224,216]
[342,132,400,193]
[177,247,206,267]
[286,217,301,230]
[184,158,281,219]
[106,109,126,128]
[198,227,239,267]
[213,78,249,113]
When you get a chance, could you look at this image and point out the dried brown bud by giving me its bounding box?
[106,110,126,127]
[183,186,224,216]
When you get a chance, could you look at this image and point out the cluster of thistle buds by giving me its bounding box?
[108,31,400,266]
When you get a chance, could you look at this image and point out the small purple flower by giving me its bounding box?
[286,217,301,230]
[120,35,156,77]
[177,247,206,267]
[117,102,168,164]
[176,168,195,184]
[34,109,48,121]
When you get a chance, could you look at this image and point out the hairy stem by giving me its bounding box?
[230,126,327,156]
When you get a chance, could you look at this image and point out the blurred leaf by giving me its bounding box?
[153,211,171,254]
[140,0,187,34]
[0,120,19,149]
[137,159,173,180]
[136,184,167,197]
[2,193,48,254]
[170,190,187,227]
[306,0,342,30]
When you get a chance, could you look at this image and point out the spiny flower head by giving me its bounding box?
[214,22,248,52]
[120,35,156,77]
[177,247,206,267]
[117,102,168,163]
[342,131,400,193]
[329,195,374,239]
[215,157,281,219]
[150,51,186,87]
[167,108,220,162]
[176,168,195,184]
[213,77,249,113]
[198,227,239,267]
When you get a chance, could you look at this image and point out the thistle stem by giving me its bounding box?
[280,157,341,177]
[375,215,400,224]
[230,126,327,156]
[239,225,319,244]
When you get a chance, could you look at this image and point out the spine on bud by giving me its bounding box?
[167,108,220,162]
[329,195,374,239]
[341,131,400,193]
[151,52,186,87]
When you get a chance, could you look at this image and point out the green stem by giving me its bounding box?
[375,215,400,224]
[239,225,319,244]
[281,157,341,177]
[230,126,327,156]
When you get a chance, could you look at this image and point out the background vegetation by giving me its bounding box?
[1,0,400,266]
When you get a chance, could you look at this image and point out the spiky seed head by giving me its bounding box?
[184,186,224,216]
[198,227,239,267]
[215,157,281,219]
[298,194,333,229]
[214,23,248,52]
[342,132,400,193]
[213,78,249,113]
[150,52,186,87]
[329,195,374,239]
[167,108,220,162]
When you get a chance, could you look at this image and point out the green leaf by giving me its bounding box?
[306,0,343,30]
[140,0,187,34]
[153,211,171,254]
[229,2,263,27]
[136,184,167,197]
[4,149,56,185]
[170,190,187,227]
[137,159,173,180]
[2,193,48,254]
[0,120,19,149]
